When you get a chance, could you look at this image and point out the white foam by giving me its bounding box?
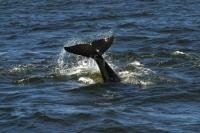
[119,60,155,86]
[172,51,188,56]
[78,77,95,84]
[129,61,142,66]
[119,70,154,87]
[139,81,153,86]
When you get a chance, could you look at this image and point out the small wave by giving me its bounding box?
[128,11,154,17]
[140,91,200,105]
[176,38,191,44]
[31,112,68,124]
[0,52,8,56]
[118,22,137,29]
[118,35,149,42]
[158,26,196,34]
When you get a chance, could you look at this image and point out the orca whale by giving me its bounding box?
[64,36,121,82]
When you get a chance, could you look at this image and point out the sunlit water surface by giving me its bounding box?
[0,0,200,132]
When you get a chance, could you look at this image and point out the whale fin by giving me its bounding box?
[64,36,120,82]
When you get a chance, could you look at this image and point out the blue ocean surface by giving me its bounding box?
[0,0,200,132]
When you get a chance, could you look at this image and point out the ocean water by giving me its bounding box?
[0,0,200,132]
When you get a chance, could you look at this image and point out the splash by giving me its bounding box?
[56,31,155,87]
[56,49,69,74]
[56,45,155,86]
[56,46,156,87]
[56,44,100,84]
[55,31,114,84]
[56,48,99,76]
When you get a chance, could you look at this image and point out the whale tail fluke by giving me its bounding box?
[64,36,120,82]
[64,36,114,58]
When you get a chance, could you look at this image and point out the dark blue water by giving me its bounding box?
[0,0,200,132]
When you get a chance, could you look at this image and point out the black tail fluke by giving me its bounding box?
[64,36,120,82]
[64,36,114,58]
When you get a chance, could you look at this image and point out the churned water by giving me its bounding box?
[0,0,200,132]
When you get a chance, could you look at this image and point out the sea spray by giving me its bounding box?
[56,48,99,76]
